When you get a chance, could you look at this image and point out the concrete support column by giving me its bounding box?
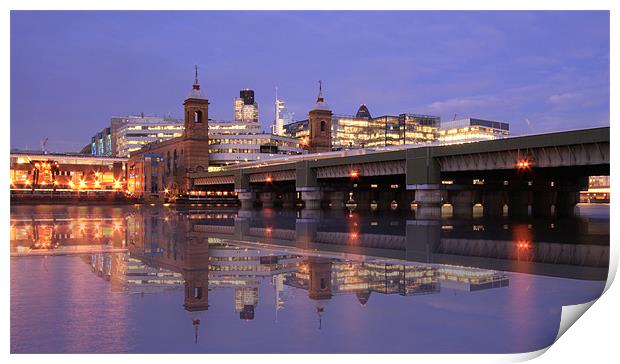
[281,192,297,209]
[508,190,532,217]
[405,219,440,263]
[299,188,323,210]
[451,189,475,218]
[482,190,505,217]
[296,214,319,248]
[556,190,579,217]
[413,185,442,219]
[237,190,255,210]
[532,191,557,217]
[233,215,251,240]
[353,191,372,211]
[328,191,345,210]
[259,192,275,208]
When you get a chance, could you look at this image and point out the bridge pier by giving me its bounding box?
[350,190,372,211]
[259,192,275,208]
[556,190,579,217]
[328,191,346,210]
[405,219,440,262]
[482,190,506,217]
[532,191,557,217]
[395,190,415,211]
[237,190,255,210]
[508,190,532,217]
[450,189,475,218]
[281,192,297,209]
[295,213,319,248]
[413,185,442,219]
[299,188,323,210]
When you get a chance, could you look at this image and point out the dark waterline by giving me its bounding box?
[10,204,609,354]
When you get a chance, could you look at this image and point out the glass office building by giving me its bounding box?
[437,118,510,144]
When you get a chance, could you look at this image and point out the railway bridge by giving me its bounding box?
[190,127,609,218]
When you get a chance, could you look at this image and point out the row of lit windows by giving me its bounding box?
[209,139,301,147]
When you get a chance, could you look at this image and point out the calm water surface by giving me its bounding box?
[10,204,609,353]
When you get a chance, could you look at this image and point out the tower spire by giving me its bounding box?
[193,65,200,90]
[317,80,324,102]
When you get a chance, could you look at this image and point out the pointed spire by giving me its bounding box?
[193,65,200,90]
[187,65,207,100]
[312,80,330,111]
[317,80,324,102]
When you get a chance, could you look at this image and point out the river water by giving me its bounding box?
[10,204,609,353]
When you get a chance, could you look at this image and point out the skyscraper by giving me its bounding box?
[234,88,259,123]
[272,87,294,136]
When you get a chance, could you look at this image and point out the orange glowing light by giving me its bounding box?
[164,188,169,194]
[517,240,531,249]
[350,170,359,178]
[113,180,121,189]
[40,181,47,186]
[516,160,530,169]
[25,180,31,185]
[79,180,86,188]
[94,180,101,188]
[53,180,59,185]
[266,176,273,183]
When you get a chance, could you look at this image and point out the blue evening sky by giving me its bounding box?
[10,11,609,152]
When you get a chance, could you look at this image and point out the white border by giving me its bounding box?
[2,1,616,363]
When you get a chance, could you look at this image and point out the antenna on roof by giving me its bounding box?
[194,64,199,84]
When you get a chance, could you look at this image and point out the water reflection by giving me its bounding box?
[10,204,609,353]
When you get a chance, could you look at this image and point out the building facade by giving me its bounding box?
[234,88,259,123]
[88,115,184,157]
[112,115,184,157]
[90,127,113,156]
[10,151,127,192]
[207,132,306,168]
[284,105,440,150]
[437,118,510,144]
[284,107,509,150]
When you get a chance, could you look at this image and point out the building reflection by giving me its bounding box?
[73,207,516,326]
[13,204,609,339]
[10,212,126,254]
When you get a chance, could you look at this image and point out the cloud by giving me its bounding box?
[548,92,580,104]
[427,95,499,113]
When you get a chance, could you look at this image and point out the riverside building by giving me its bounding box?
[89,115,184,157]
[437,118,510,144]
[284,105,440,149]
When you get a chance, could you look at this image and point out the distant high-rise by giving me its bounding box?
[272,87,294,136]
[234,88,259,123]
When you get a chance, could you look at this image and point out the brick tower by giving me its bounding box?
[182,65,210,173]
[307,80,332,153]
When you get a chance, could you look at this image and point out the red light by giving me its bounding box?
[350,171,359,178]
[266,176,273,183]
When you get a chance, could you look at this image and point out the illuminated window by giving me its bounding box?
[194,110,203,123]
